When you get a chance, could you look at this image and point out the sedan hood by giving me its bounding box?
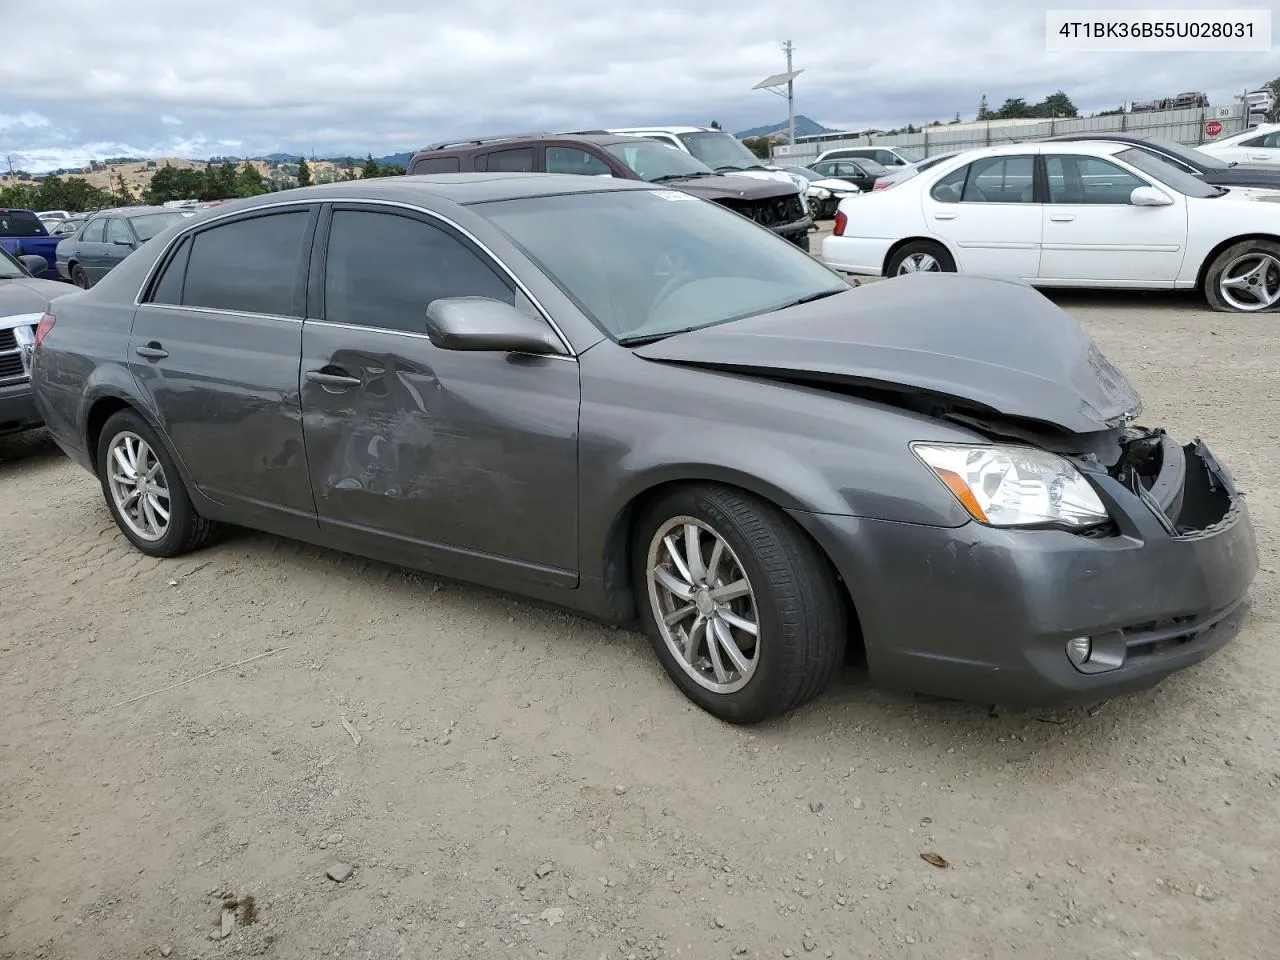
[1217,185,1280,202]
[0,276,68,316]
[633,273,1142,434]
[811,177,861,193]
[664,174,798,202]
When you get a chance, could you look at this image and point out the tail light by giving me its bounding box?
[35,312,56,347]
[833,210,847,236]
[873,181,892,190]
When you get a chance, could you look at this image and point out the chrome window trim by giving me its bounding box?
[132,196,576,356]
[138,302,303,324]
[303,318,577,362]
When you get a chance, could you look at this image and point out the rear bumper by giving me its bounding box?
[820,235,889,276]
[789,442,1259,705]
[0,380,41,433]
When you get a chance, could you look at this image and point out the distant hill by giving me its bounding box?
[734,116,838,141]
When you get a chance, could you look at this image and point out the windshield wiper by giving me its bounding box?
[778,288,848,308]
[647,174,694,183]
[618,326,700,346]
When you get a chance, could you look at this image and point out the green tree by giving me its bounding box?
[297,157,312,187]
[110,170,134,206]
[217,161,238,198]
[710,120,721,130]
[361,155,382,179]
[0,183,36,208]
[741,136,771,159]
[234,161,267,198]
[995,97,1034,119]
[977,95,993,120]
[31,176,113,212]
[1036,90,1078,118]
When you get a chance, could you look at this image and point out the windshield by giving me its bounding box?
[604,141,715,181]
[475,189,849,343]
[677,131,767,172]
[0,246,25,279]
[130,211,189,242]
[1142,138,1228,171]
[0,210,45,237]
[1116,147,1223,198]
[855,159,890,176]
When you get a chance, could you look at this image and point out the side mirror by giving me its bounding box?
[425,297,563,354]
[1130,186,1174,206]
[18,254,48,276]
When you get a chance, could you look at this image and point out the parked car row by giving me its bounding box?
[24,172,1259,722]
[821,139,1280,312]
[54,206,194,288]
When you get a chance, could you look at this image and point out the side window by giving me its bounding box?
[415,156,461,174]
[875,151,897,165]
[149,237,191,305]
[1045,155,1145,204]
[81,218,106,243]
[835,162,863,177]
[1242,132,1280,148]
[107,219,134,244]
[930,165,968,202]
[962,156,1035,203]
[484,148,534,172]
[546,147,612,176]
[812,162,836,176]
[182,211,309,316]
[323,210,515,334]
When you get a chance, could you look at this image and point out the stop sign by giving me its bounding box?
[1205,119,1223,138]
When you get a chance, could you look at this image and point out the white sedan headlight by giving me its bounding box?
[912,443,1108,528]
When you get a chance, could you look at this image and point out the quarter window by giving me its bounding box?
[322,210,514,334]
[546,147,612,176]
[182,211,310,316]
[1045,155,1146,204]
[414,156,461,174]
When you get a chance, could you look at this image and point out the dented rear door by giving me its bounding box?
[299,204,580,586]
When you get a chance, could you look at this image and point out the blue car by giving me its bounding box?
[56,206,193,288]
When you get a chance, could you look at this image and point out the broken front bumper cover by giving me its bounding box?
[790,436,1259,705]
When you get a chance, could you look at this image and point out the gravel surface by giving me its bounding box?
[2,274,1278,960]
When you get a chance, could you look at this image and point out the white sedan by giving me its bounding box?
[1197,124,1280,165]
[821,141,1280,312]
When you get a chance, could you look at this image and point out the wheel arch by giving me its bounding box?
[881,235,957,276]
[595,473,864,654]
[1195,233,1280,290]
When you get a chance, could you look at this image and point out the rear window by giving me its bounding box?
[130,212,188,242]
[0,210,44,237]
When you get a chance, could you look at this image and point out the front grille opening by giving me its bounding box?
[0,328,17,351]
[1176,447,1233,533]
[0,352,24,379]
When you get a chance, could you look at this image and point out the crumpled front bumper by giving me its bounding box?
[789,437,1259,705]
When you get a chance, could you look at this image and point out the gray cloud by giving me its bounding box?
[3,0,1276,170]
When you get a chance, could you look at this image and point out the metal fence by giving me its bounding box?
[772,104,1247,166]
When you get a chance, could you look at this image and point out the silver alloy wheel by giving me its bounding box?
[1219,252,1280,311]
[646,516,760,694]
[897,252,940,274]
[106,431,171,542]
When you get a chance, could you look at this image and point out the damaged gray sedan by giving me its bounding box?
[30,174,1258,723]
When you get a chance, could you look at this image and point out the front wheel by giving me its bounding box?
[1203,240,1280,313]
[96,409,221,557]
[886,240,955,277]
[634,485,846,723]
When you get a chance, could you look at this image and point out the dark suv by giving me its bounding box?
[408,134,812,250]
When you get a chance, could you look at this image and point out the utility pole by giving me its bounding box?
[783,40,796,147]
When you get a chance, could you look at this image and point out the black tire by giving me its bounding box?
[633,484,846,724]
[96,409,221,558]
[71,263,90,289]
[1202,239,1280,313]
[886,240,955,277]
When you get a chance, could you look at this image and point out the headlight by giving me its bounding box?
[912,443,1108,528]
[812,187,832,199]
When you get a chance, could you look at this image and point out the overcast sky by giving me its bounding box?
[3,0,1276,171]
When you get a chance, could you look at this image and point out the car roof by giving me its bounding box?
[85,205,179,219]
[177,173,656,216]
[606,126,712,135]
[417,132,643,154]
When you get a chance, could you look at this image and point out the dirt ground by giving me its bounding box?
[2,258,1279,959]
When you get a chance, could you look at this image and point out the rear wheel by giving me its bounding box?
[633,484,846,724]
[886,240,955,276]
[1203,240,1280,313]
[71,264,89,288]
[96,409,221,557]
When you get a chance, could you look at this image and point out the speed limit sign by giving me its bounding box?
[1205,119,1223,138]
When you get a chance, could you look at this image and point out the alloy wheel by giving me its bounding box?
[1218,252,1280,311]
[105,431,171,542]
[646,516,760,694]
[897,252,940,274]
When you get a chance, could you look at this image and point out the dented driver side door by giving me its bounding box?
[299,203,580,587]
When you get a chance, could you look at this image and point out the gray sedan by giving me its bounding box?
[30,174,1258,722]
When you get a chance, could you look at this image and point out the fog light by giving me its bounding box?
[1066,636,1092,667]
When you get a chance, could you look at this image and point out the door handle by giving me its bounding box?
[933,212,958,220]
[135,342,168,360]
[1049,214,1075,222]
[1247,154,1272,161]
[306,369,362,390]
